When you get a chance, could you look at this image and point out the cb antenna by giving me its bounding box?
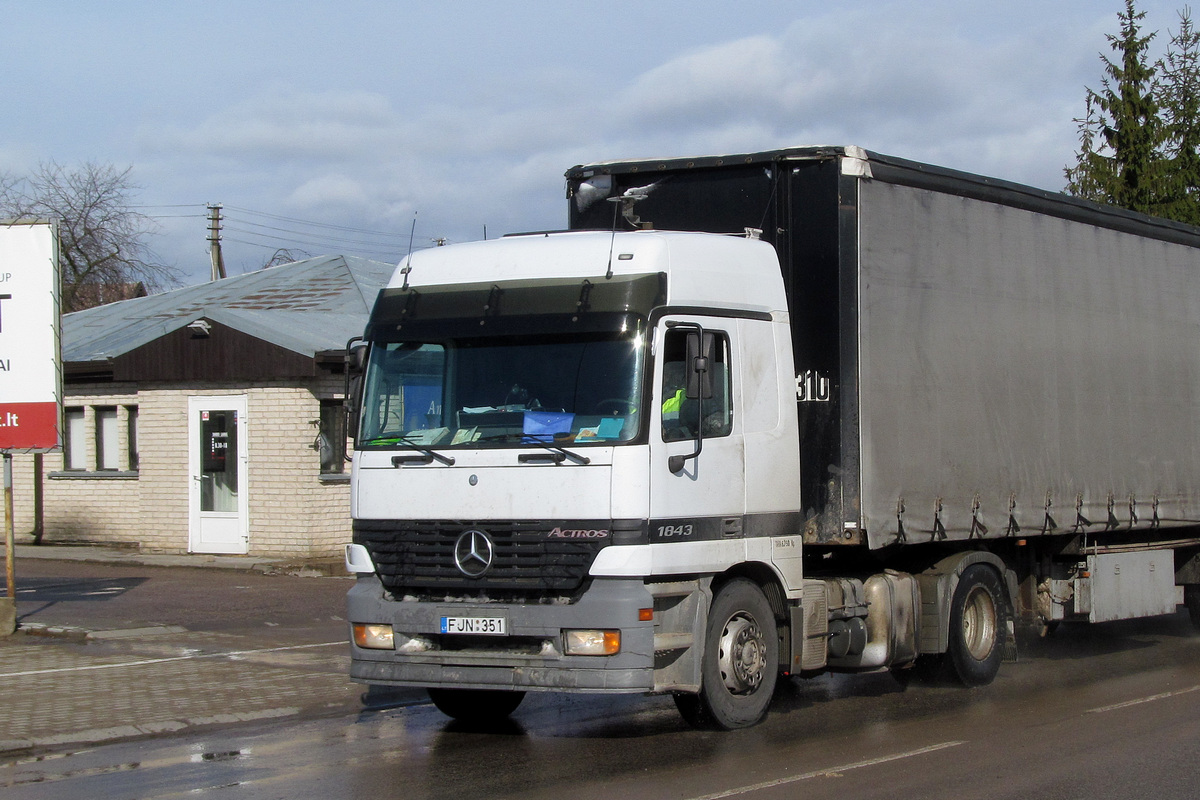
[604,183,656,280]
[605,192,620,280]
[400,212,417,290]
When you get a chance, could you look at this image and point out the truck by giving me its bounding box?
[344,145,1200,730]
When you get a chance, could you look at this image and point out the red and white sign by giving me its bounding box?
[0,222,60,450]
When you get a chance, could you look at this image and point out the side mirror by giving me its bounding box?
[668,325,713,474]
[345,337,368,446]
[347,340,369,373]
[684,331,715,400]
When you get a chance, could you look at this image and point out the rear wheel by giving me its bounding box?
[427,688,526,722]
[946,564,1006,686]
[674,578,779,730]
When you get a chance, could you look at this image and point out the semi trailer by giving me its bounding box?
[345,145,1200,729]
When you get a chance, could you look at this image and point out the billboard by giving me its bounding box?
[0,222,60,450]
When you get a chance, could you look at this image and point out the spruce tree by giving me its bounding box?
[1159,7,1200,224]
[1066,0,1167,215]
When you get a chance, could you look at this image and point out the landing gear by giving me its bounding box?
[674,579,779,730]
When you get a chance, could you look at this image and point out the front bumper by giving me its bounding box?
[347,575,656,693]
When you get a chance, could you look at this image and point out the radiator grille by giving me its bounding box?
[354,519,610,599]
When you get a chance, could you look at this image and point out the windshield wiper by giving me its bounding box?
[520,438,591,465]
[387,437,456,466]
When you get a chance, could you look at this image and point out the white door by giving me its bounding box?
[648,318,745,537]
[189,395,249,554]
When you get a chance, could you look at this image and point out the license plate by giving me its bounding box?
[440,616,507,635]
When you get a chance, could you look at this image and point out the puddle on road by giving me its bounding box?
[193,749,250,763]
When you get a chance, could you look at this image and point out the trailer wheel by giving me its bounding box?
[427,688,525,722]
[1185,585,1200,630]
[674,578,778,730]
[947,564,1005,687]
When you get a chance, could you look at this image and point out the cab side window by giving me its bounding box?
[661,329,732,441]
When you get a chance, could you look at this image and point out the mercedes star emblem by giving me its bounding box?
[453,529,494,578]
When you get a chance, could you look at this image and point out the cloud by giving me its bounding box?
[147,88,406,162]
[287,173,371,208]
[595,12,1099,191]
[132,4,1124,280]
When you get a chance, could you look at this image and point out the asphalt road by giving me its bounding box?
[4,594,1200,799]
[0,556,391,756]
[8,558,353,639]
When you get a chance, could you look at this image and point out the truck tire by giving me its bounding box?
[946,564,1005,687]
[1185,585,1200,630]
[673,578,779,730]
[427,688,525,722]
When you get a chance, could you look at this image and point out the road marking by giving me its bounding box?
[1085,684,1200,714]
[684,740,967,800]
[0,641,345,678]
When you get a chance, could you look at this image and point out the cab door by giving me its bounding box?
[648,317,744,546]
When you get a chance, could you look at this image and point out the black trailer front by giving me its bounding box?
[567,149,856,545]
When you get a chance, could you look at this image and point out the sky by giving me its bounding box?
[0,1,1190,285]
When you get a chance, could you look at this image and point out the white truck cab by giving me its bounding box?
[346,230,806,728]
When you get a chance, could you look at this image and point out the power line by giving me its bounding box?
[227,218,408,249]
[223,224,404,254]
[131,203,208,210]
[225,205,411,239]
[224,236,408,263]
[139,201,431,264]
[218,206,425,260]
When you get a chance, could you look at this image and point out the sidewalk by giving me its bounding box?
[10,542,345,575]
[0,545,422,756]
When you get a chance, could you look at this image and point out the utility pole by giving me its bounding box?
[207,204,226,281]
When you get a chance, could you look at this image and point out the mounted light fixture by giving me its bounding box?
[187,319,212,338]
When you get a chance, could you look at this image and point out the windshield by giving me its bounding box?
[360,329,646,447]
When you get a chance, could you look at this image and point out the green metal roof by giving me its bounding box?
[64,255,394,365]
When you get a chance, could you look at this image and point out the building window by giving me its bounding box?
[318,399,346,474]
[126,405,139,471]
[95,406,119,470]
[64,407,87,470]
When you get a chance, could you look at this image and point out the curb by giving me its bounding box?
[15,622,90,640]
[15,622,190,640]
[8,545,350,577]
[0,707,304,757]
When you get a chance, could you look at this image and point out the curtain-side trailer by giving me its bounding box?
[345,146,1200,729]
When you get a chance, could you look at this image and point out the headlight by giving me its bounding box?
[353,623,395,650]
[563,629,620,655]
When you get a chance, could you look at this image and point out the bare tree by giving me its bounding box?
[260,247,313,269]
[0,162,177,311]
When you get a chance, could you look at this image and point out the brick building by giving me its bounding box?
[13,255,394,558]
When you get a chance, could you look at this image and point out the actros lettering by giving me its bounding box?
[546,527,609,539]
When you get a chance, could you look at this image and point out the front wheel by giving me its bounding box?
[946,564,1006,687]
[675,578,779,730]
[427,688,526,722]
